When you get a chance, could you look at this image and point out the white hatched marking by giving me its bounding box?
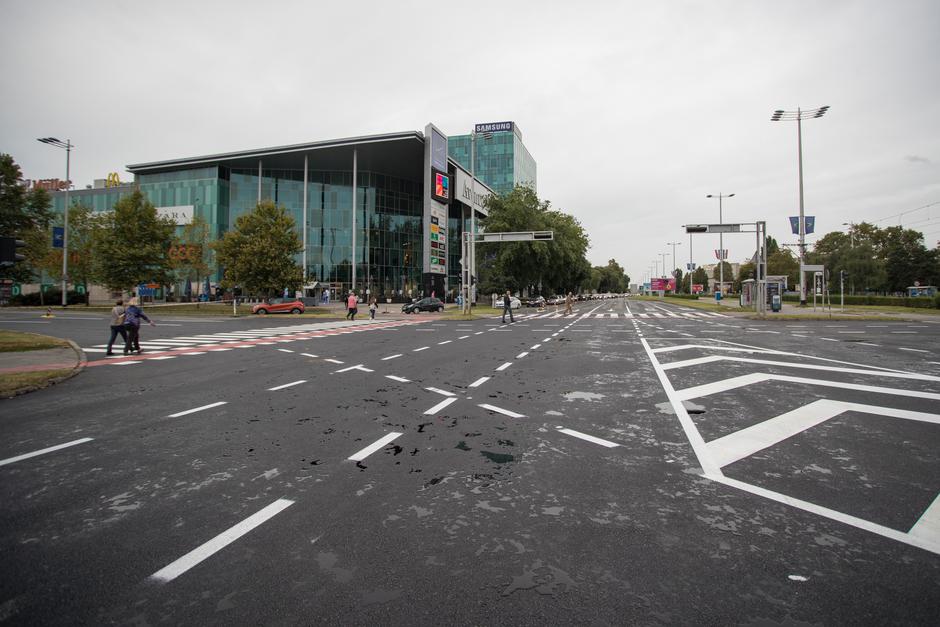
[468,376,490,388]
[267,380,306,391]
[557,427,619,448]
[385,375,410,383]
[426,387,455,397]
[478,404,525,418]
[424,397,458,415]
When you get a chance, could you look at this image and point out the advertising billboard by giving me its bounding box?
[651,278,676,292]
[431,168,450,204]
[474,121,514,134]
[423,123,449,276]
[691,283,704,294]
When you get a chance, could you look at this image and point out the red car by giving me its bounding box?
[252,298,305,315]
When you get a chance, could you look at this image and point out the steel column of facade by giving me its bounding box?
[302,154,308,281]
[351,148,357,291]
[257,159,262,202]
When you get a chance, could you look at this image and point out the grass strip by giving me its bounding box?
[0,368,73,398]
[0,330,70,353]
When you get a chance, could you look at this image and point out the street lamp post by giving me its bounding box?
[706,193,734,297]
[667,241,682,290]
[37,137,73,307]
[772,105,830,306]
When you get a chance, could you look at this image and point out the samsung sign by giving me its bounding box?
[475,121,513,134]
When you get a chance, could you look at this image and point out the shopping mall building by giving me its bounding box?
[49,121,536,301]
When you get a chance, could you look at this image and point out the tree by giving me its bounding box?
[479,185,592,295]
[594,258,629,293]
[212,200,303,297]
[94,190,176,291]
[767,249,800,288]
[712,261,733,291]
[672,268,684,293]
[734,262,755,293]
[39,203,105,303]
[0,153,53,282]
[172,215,214,299]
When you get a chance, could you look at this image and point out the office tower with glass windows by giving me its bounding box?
[448,122,537,196]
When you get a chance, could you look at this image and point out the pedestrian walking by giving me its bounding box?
[106,299,127,356]
[346,291,359,320]
[369,295,377,320]
[564,292,574,315]
[123,297,155,355]
[501,290,515,324]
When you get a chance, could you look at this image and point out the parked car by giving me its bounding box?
[252,298,305,315]
[402,297,445,314]
[524,296,546,308]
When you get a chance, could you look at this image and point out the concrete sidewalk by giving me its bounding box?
[0,340,85,390]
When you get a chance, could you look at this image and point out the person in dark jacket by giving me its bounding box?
[123,297,155,355]
[501,290,514,324]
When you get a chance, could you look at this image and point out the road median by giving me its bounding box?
[0,331,85,399]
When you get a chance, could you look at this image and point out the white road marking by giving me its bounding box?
[676,372,940,402]
[300,353,319,358]
[348,432,404,461]
[149,498,295,583]
[413,347,429,352]
[336,364,374,373]
[707,399,940,468]
[891,331,917,334]
[495,362,512,371]
[0,438,94,467]
[267,380,306,391]
[557,427,619,448]
[424,397,458,414]
[426,387,455,397]
[324,358,344,364]
[468,376,490,388]
[857,343,879,347]
[148,356,176,360]
[385,375,410,383]
[516,352,529,358]
[910,493,940,542]
[438,340,452,345]
[531,344,542,350]
[277,349,294,353]
[661,355,940,381]
[381,354,402,360]
[208,348,233,352]
[458,335,470,339]
[478,404,525,418]
[475,331,485,335]
[819,338,838,342]
[899,347,929,353]
[179,352,207,356]
[167,402,228,418]
[110,361,142,365]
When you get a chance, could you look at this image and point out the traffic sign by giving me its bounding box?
[53,227,65,248]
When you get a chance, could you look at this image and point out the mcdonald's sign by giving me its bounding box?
[105,172,122,187]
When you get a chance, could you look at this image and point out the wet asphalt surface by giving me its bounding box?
[0,300,938,625]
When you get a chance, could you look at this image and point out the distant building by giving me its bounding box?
[448,122,537,196]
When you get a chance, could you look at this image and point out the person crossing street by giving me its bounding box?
[501,290,515,324]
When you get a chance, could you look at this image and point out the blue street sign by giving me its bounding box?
[686,263,696,271]
[790,216,816,234]
[52,226,64,248]
[137,285,155,296]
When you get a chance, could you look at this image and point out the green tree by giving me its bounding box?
[712,261,733,291]
[212,200,303,297]
[767,249,800,288]
[94,190,176,291]
[40,204,105,302]
[734,262,756,293]
[173,215,214,299]
[0,153,53,282]
[479,185,591,295]
[593,258,629,293]
[672,268,684,293]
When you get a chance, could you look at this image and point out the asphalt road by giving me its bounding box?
[1,300,938,625]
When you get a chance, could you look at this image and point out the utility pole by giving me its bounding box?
[706,193,734,298]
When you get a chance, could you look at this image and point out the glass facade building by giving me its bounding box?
[49,130,499,302]
[448,123,537,196]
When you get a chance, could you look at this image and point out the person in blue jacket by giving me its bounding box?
[123,296,155,355]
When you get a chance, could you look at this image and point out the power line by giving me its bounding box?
[872,200,940,224]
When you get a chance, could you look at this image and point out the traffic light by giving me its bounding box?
[0,237,26,266]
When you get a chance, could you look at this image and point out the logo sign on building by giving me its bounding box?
[474,121,513,134]
[156,205,194,226]
[105,172,122,187]
[454,168,491,213]
[24,179,70,192]
[52,226,64,249]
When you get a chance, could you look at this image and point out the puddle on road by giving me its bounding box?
[481,451,514,464]
[563,391,606,402]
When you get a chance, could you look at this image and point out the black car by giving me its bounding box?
[402,297,445,314]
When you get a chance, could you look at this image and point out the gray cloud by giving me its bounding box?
[905,155,931,165]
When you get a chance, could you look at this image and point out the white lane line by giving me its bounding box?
[437,340,452,345]
[899,347,929,353]
[468,376,490,388]
[277,349,294,353]
[179,352,208,356]
[149,498,295,583]
[267,380,307,391]
[819,338,838,342]
[385,375,410,383]
[300,353,319,358]
[543,338,552,342]
[707,399,940,468]
[475,331,485,335]
[426,387,455,397]
[348,432,404,462]
[892,331,917,334]
[676,372,940,402]
[857,343,880,347]
[516,351,529,359]
[458,335,470,340]
[531,344,542,350]
[478,404,525,418]
[495,362,512,371]
[208,348,233,352]
[0,437,94,467]
[557,427,620,448]
[110,361,142,365]
[324,358,344,364]
[413,347,429,352]
[148,355,177,360]
[382,354,402,360]
[167,402,228,418]
[792,334,809,338]
[424,397,458,415]
[336,364,374,373]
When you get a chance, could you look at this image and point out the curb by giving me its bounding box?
[0,339,86,400]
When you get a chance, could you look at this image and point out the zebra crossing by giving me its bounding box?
[81,319,417,360]
[515,310,728,320]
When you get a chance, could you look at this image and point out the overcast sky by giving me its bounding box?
[2,0,937,283]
